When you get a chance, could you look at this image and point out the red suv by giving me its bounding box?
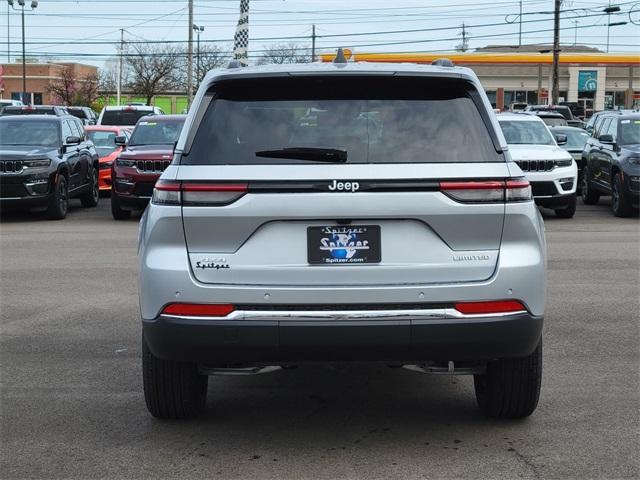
[110,115,185,219]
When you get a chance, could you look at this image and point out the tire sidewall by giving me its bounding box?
[56,175,68,218]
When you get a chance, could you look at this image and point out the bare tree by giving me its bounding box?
[195,45,230,84]
[75,72,100,107]
[46,65,76,105]
[258,43,311,65]
[124,44,182,105]
[47,65,100,107]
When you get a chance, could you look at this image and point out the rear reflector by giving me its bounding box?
[454,300,527,315]
[162,303,235,317]
[440,179,532,203]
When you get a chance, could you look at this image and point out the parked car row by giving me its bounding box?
[496,110,639,218]
[1,104,185,220]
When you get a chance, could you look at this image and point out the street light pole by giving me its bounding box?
[8,1,38,104]
[193,24,204,85]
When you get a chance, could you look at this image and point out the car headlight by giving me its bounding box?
[554,159,573,167]
[627,156,640,165]
[115,159,137,168]
[100,161,114,169]
[22,159,51,169]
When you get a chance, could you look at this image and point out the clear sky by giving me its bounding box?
[1,0,638,68]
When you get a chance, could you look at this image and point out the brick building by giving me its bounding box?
[0,62,98,105]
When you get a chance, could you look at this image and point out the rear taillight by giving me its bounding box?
[152,180,181,205]
[440,179,532,203]
[505,179,532,202]
[161,303,235,317]
[151,181,247,206]
[182,183,247,206]
[454,300,527,315]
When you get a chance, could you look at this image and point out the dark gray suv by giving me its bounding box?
[0,115,100,219]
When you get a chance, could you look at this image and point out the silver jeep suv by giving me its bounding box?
[138,60,546,420]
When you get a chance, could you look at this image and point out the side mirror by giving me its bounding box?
[598,134,614,144]
[65,135,81,146]
[555,134,568,146]
[114,135,127,146]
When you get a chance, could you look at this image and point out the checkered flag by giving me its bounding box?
[233,0,250,66]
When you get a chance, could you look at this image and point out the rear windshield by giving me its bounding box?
[129,119,185,146]
[68,109,88,119]
[540,117,567,127]
[499,120,555,145]
[184,76,501,164]
[87,130,119,156]
[0,119,60,147]
[2,107,56,115]
[101,110,152,126]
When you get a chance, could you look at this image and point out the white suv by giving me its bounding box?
[498,113,577,218]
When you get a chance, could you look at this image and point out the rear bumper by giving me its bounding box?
[143,310,543,364]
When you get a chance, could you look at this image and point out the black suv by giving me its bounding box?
[0,115,100,219]
[582,113,640,217]
[67,106,98,125]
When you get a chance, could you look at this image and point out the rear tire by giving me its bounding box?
[80,167,100,207]
[111,193,131,220]
[554,194,576,218]
[581,168,600,205]
[611,173,634,218]
[46,175,68,220]
[474,340,542,419]
[142,335,208,419]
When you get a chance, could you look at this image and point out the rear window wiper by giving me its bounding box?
[255,147,347,163]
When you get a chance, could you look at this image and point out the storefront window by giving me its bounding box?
[486,90,497,108]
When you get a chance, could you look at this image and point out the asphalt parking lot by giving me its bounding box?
[1,199,638,480]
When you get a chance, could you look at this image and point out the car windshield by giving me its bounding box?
[559,129,589,149]
[185,76,501,164]
[0,120,60,146]
[87,130,119,157]
[619,119,640,145]
[101,109,152,126]
[129,119,184,146]
[499,120,555,145]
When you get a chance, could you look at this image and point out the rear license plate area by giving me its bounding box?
[307,225,381,265]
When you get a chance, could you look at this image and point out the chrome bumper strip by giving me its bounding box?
[160,308,527,322]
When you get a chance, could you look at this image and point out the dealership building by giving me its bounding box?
[322,46,639,116]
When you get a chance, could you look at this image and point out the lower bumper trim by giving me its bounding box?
[143,312,543,364]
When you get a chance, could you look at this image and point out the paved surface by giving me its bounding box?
[1,198,638,480]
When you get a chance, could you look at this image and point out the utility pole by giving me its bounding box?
[455,23,469,52]
[551,0,561,105]
[117,28,123,105]
[6,1,9,63]
[187,0,194,106]
[518,0,522,47]
[606,1,611,53]
[311,24,316,62]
